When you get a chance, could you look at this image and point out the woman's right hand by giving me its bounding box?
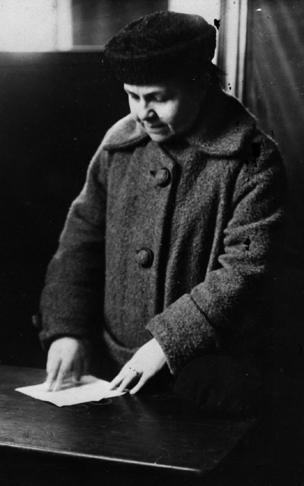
[46,336,90,391]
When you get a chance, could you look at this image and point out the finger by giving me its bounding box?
[72,359,83,384]
[53,362,69,391]
[46,358,61,391]
[109,374,124,390]
[116,372,140,393]
[129,375,148,395]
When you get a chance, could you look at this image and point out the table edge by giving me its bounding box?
[0,441,203,475]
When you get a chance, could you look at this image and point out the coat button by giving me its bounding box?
[136,248,154,268]
[155,168,171,187]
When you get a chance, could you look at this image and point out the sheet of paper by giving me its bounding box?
[15,374,125,407]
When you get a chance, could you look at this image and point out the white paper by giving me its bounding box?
[15,374,125,407]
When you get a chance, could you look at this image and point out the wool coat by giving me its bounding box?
[40,88,285,374]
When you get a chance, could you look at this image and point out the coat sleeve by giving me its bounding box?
[146,136,286,374]
[39,144,108,347]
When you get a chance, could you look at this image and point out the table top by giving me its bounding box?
[0,365,254,477]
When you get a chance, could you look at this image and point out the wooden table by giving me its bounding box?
[0,365,256,486]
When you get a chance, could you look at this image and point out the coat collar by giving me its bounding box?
[102,88,257,158]
[185,88,257,157]
[102,114,148,151]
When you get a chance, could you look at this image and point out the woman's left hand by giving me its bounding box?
[109,338,167,394]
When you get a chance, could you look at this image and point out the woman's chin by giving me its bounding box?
[146,128,173,142]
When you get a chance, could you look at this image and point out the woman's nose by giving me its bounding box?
[137,101,155,122]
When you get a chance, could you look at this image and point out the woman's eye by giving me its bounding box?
[154,96,168,103]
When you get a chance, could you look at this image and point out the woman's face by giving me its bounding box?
[124,80,205,142]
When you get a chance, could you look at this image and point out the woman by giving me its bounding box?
[39,11,285,415]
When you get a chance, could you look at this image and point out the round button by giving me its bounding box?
[135,248,154,268]
[155,168,171,187]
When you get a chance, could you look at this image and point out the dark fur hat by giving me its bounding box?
[103,11,216,84]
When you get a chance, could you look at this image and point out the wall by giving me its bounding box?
[0,52,128,366]
[244,0,304,376]
[72,0,168,47]
[245,0,304,244]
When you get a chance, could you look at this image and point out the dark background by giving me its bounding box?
[245,0,304,383]
[0,0,303,375]
[0,52,128,365]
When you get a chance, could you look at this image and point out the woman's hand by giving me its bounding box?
[46,337,90,391]
[110,338,167,394]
